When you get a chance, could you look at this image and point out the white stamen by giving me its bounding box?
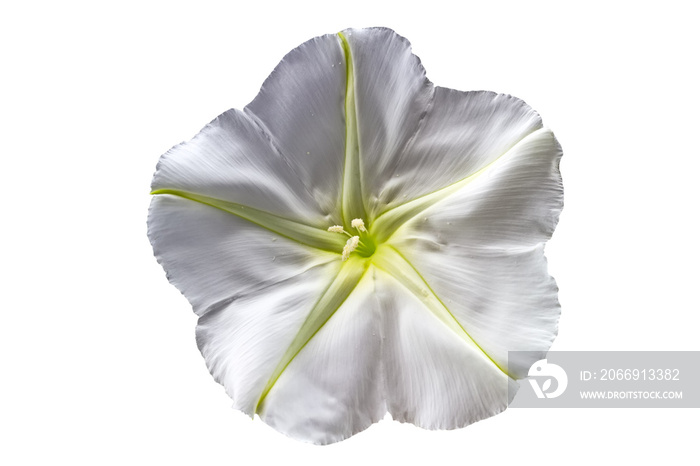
[328,225,345,233]
[351,218,366,232]
[342,236,360,261]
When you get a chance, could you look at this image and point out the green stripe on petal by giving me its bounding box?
[371,128,549,244]
[372,245,511,378]
[255,255,372,412]
[338,32,367,227]
[151,189,345,253]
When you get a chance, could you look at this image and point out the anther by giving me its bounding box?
[342,236,360,261]
[351,218,366,232]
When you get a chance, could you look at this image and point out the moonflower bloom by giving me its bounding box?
[148,27,563,445]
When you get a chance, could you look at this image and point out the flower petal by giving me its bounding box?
[245,34,347,217]
[196,258,342,416]
[151,108,328,226]
[147,195,336,316]
[367,88,543,219]
[389,128,563,376]
[339,28,434,219]
[373,267,515,428]
[258,268,384,444]
[245,29,435,226]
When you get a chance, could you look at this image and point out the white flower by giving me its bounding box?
[148,27,563,445]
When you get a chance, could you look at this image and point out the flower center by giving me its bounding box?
[328,218,377,260]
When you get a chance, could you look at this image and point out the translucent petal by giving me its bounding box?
[389,128,563,377]
[147,195,336,316]
[245,34,347,217]
[196,259,341,414]
[374,269,516,428]
[151,108,329,226]
[339,28,434,219]
[259,267,384,445]
[368,88,543,218]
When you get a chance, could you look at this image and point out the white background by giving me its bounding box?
[2,1,698,464]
